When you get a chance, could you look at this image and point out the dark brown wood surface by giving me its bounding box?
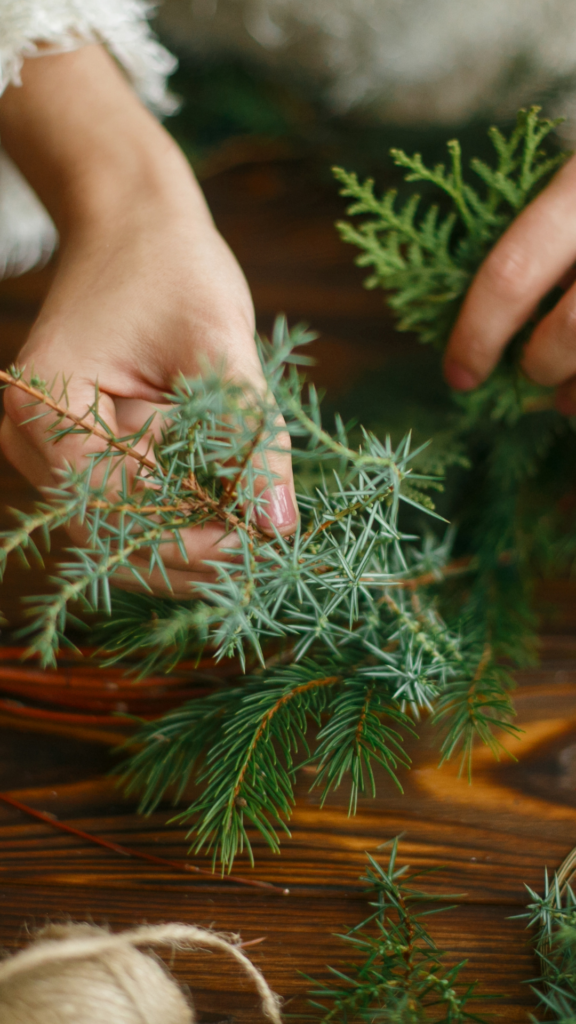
[1,157,575,1022]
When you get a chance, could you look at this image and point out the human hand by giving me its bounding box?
[443,153,576,413]
[0,47,297,598]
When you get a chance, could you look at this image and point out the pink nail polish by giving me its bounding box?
[256,485,298,532]
[444,361,480,391]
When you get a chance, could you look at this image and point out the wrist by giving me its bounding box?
[0,46,206,237]
[59,125,204,241]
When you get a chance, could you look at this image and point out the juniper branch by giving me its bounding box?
[518,866,576,1023]
[1,110,562,871]
[303,837,489,1023]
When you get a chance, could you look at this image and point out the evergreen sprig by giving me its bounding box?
[1,108,569,872]
[303,837,488,1023]
[334,106,576,783]
[519,869,576,1022]
[334,106,565,349]
[0,317,517,871]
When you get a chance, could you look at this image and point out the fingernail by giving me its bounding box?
[256,485,298,532]
[444,360,480,391]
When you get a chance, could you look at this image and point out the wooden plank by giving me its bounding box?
[0,884,535,1023]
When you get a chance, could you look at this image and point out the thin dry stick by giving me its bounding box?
[0,792,289,895]
[0,370,158,471]
[0,370,267,541]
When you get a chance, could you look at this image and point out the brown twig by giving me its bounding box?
[374,557,473,603]
[220,412,266,505]
[0,369,158,472]
[0,369,269,542]
[395,557,473,590]
[301,493,392,543]
[0,791,289,895]
[467,643,493,707]
[354,685,375,747]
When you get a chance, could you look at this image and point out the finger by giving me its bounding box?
[112,538,240,599]
[111,560,217,599]
[522,280,576,386]
[0,415,243,592]
[251,412,298,537]
[1,372,146,496]
[66,515,243,589]
[159,316,299,537]
[555,375,576,415]
[215,348,299,537]
[444,154,576,390]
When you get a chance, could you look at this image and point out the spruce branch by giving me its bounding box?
[433,643,520,781]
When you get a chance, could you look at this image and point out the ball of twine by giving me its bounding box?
[0,921,282,1024]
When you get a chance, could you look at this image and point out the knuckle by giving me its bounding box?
[274,428,292,454]
[2,382,27,424]
[482,244,534,301]
[524,309,576,386]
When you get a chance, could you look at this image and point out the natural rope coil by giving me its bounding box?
[0,922,283,1024]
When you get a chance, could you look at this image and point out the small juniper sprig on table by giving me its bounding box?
[0,316,519,872]
[303,836,488,1024]
[520,865,576,1022]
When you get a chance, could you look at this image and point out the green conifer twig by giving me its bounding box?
[1,110,568,872]
[303,836,490,1023]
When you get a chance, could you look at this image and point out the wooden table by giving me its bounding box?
[1,157,575,1022]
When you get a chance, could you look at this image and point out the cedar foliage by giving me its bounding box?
[334,105,565,348]
[0,108,572,872]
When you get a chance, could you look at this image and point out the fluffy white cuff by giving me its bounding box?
[0,0,177,114]
[0,149,57,277]
[0,0,178,278]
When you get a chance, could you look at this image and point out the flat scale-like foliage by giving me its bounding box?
[335,106,565,351]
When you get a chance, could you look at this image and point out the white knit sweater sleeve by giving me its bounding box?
[0,0,177,277]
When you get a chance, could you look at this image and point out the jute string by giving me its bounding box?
[0,922,283,1023]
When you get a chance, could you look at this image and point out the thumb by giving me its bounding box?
[252,411,299,537]
[198,339,298,539]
